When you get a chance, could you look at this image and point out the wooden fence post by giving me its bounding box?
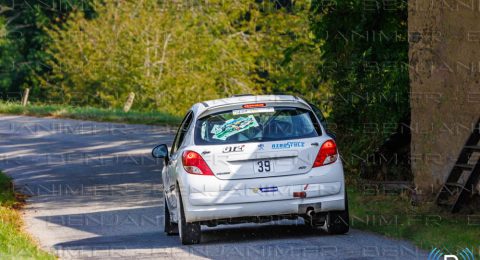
[123,92,135,112]
[21,88,30,106]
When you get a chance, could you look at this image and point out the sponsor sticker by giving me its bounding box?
[232,107,275,115]
[259,186,278,193]
[271,141,305,149]
[211,115,259,140]
[223,145,245,153]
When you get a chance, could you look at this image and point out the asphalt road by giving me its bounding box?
[0,115,428,259]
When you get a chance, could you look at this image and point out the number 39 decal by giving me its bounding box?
[257,160,271,172]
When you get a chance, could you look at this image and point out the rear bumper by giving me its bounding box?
[179,161,346,222]
[189,181,341,205]
[184,193,345,222]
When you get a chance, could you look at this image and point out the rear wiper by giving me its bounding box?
[250,137,278,142]
[250,137,264,142]
[235,137,264,143]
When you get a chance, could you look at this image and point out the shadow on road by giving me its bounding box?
[0,116,428,259]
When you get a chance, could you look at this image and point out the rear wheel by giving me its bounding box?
[177,187,201,245]
[163,197,178,235]
[326,192,350,234]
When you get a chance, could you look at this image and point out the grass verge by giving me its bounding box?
[0,172,56,259]
[0,101,182,125]
[348,187,480,257]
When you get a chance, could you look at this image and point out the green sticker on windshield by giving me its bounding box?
[212,115,259,140]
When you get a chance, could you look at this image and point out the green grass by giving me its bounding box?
[0,101,182,125]
[348,187,480,257]
[0,172,56,259]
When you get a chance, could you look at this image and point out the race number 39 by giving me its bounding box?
[256,160,271,173]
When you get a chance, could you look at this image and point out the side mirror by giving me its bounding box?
[152,144,169,158]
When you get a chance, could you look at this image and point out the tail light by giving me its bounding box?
[313,140,338,167]
[182,151,214,176]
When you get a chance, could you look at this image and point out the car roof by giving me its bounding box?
[190,95,310,116]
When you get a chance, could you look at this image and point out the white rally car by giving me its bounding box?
[152,95,349,244]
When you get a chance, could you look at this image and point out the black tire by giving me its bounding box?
[177,188,201,245]
[326,191,350,235]
[164,197,178,235]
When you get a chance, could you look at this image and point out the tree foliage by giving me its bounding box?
[310,0,409,164]
[37,0,324,114]
[1,0,411,170]
[0,15,17,95]
[0,0,93,99]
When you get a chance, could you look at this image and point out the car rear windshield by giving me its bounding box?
[194,106,321,145]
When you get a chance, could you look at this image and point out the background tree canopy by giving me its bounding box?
[310,0,409,170]
[0,0,409,172]
[34,0,324,115]
[0,0,94,100]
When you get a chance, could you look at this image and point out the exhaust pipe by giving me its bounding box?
[305,208,315,226]
[306,209,315,218]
